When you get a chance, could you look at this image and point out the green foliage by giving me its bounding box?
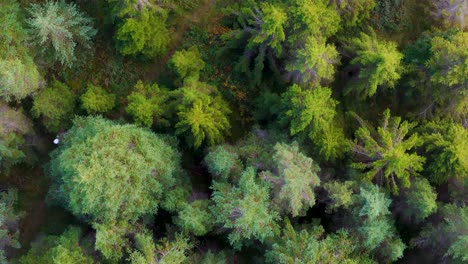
[285,36,339,85]
[352,185,405,262]
[210,167,279,249]
[204,145,242,180]
[371,0,405,32]
[116,7,170,58]
[48,116,182,258]
[0,0,40,102]
[174,81,231,148]
[412,204,468,263]
[422,120,467,185]
[49,116,181,224]
[0,190,23,263]
[281,84,347,161]
[19,227,93,264]
[80,84,115,114]
[170,47,205,82]
[346,31,403,98]
[0,58,41,103]
[27,0,97,67]
[261,142,320,217]
[403,178,437,222]
[128,232,191,264]
[0,102,32,173]
[324,180,355,213]
[330,0,376,27]
[427,31,468,119]
[31,80,76,133]
[187,250,228,264]
[126,80,170,127]
[223,0,340,85]
[351,109,425,193]
[265,218,375,264]
[174,200,213,236]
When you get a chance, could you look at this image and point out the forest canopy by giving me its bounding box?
[0,0,466,263]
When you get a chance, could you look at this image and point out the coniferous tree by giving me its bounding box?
[170,47,205,82]
[81,84,115,114]
[210,167,280,249]
[346,31,403,98]
[31,80,76,133]
[174,81,231,148]
[351,109,425,193]
[27,0,97,67]
[48,116,185,259]
[0,190,23,263]
[128,232,191,264]
[126,80,170,127]
[261,142,320,217]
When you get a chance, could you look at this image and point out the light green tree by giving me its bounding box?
[351,109,425,193]
[81,84,115,114]
[352,184,406,262]
[346,31,403,98]
[323,180,355,213]
[31,80,76,133]
[19,227,94,264]
[27,0,97,67]
[170,47,205,82]
[0,0,40,102]
[128,232,191,264]
[265,218,375,264]
[427,31,468,120]
[210,167,280,249]
[174,200,213,236]
[402,178,438,222]
[330,0,376,27]
[174,81,231,148]
[126,80,170,127]
[261,142,320,217]
[48,116,183,259]
[116,7,170,58]
[421,120,467,185]
[281,84,347,161]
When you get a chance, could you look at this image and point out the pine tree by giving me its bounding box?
[27,0,97,67]
[210,167,280,249]
[174,200,213,236]
[31,80,76,133]
[402,178,438,222]
[351,109,425,193]
[81,84,115,114]
[170,47,205,82]
[0,190,23,263]
[346,31,403,98]
[126,80,170,127]
[265,218,375,264]
[116,6,170,58]
[174,81,231,148]
[261,142,321,217]
[128,232,191,264]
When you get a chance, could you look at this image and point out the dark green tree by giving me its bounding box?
[401,178,438,222]
[0,190,23,263]
[31,80,76,133]
[412,204,467,263]
[0,102,32,173]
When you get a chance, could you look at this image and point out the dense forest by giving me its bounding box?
[0,0,466,263]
